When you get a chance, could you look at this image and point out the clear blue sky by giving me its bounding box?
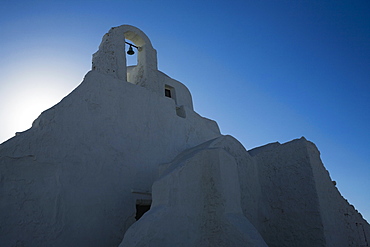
[0,0,369,221]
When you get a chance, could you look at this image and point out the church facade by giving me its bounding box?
[0,25,368,247]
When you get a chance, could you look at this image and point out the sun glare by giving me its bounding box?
[0,54,84,143]
[9,85,62,132]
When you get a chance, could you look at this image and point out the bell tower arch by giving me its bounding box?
[91,25,194,110]
[92,25,158,89]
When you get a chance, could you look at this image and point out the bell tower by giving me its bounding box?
[92,25,158,91]
[92,25,194,110]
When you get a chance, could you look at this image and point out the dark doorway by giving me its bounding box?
[135,204,151,221]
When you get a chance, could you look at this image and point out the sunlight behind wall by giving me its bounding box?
[0,51,87,144]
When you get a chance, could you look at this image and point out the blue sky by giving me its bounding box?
[0,0,369,221]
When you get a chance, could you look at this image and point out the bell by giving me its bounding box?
[127,45,135,55]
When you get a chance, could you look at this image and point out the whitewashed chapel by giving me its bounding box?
[0,25,369,247]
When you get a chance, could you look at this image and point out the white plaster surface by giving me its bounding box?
[0,25,369,247]
[0,25,221,245]
[119,136,268,247]
[249,137,370,247]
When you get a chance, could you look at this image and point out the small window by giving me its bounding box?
[165,85,177,104]
[165,88,172,98]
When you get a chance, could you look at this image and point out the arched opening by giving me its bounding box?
[123,30,145,85]
[125,39,138,84]
[125,40,138,67]
[92,25,157,85]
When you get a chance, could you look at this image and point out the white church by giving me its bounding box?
[0,25,369,247]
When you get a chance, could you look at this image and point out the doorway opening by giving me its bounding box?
[135,199,152,221]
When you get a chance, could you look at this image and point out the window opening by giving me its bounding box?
[165,88,172,98]
[164,85,176,103]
